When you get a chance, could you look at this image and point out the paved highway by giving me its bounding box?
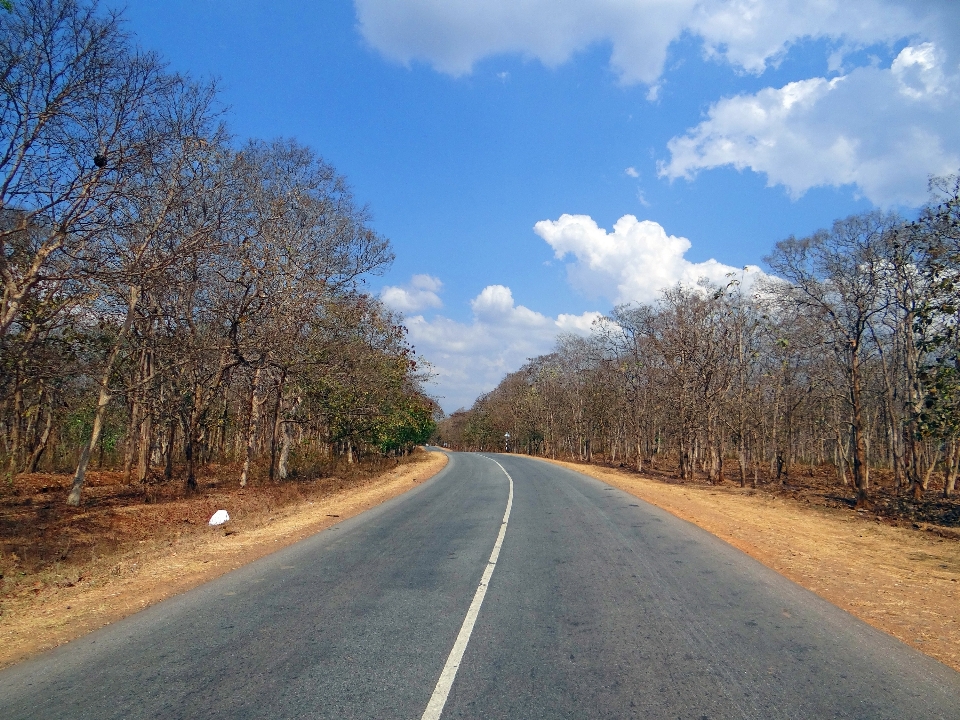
[2,451,959,719]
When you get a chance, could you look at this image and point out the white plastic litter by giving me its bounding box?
[209,509,230,526]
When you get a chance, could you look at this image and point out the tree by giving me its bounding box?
[66,80,226,504]
[0,0,170,339]
[764,212,898,505]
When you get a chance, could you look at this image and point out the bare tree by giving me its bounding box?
[441,198,960,511]
[65,80,226,504]
[755,213,893,504]
[0,0,171,338]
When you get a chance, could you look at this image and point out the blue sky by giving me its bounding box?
[123,0,960,411]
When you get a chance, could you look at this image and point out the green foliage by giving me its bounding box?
[374,396,436,453]
[912,176,960,441]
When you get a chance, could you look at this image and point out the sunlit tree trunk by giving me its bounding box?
[67,286,140,506]
[849,344,870,506]
[239,365,264,487]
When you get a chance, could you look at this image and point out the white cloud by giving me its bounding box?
[357,1,960,206]
[624,166,640,177]
[354,0,940,85]
[380,274,444,313]
[659,44,960,205]
[891,42,947,100]
[687,0,923,74]
[534,213,763,304]
[409,217,761,410]
[355,0,692,85]
[405,284,601,411]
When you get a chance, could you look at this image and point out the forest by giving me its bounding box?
[0,0,436,506]
[438,186,960,507]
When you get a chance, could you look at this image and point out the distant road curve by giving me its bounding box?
[1,451,958,719]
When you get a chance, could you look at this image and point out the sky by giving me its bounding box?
[121,0,960,412]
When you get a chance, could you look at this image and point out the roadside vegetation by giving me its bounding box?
[0,0,439,653]
[0,0,436,515]
[438,181,960,519]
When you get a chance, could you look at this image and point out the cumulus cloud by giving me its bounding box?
[405,284,601,411]
[624,166,640,177]
[687,0,924,74]
[355,0,690,84]
[535,213,763,304]
[354,0,939,85]
[659,43,960,205]
[408,217,761,409]
[891,42,949,100]
[357,1,960,206]
[380,274,444,313]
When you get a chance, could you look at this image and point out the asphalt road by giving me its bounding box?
[2,451,960,719]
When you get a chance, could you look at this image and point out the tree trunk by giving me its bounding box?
[679,434,689,479]
[268,369,287,482]
[904,320,925,500]
[850,349,870,506]
[134,349,154,483]
[705,414,718,483]
[277,396,300,480]
[922,444,941,493]
[123,398,139,482]
[124,394,141,482]
[164,416,176,482]
[67,286,140,506]
[886,397,904,492]
[27,392,53,473]
[278,425,293,480]
[738,443,747,488]
[836,434,849,486]
[184,421,197,491]
[239,365,264,487]
[944,439,959,498]
[7,378,23,479]
[137,409,152,484]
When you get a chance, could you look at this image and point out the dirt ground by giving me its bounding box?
[0,449,448,669]
[538,457,960,673]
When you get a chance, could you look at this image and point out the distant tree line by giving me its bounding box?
[438,180,960,506]
[0,0,436,505]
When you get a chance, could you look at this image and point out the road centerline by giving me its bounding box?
[420,456,514,720]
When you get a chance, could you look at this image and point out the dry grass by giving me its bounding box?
[0,449,448,669]
[538,457,960,673]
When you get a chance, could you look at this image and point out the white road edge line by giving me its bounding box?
[420,456,514,720]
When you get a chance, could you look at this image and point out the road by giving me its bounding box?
[2,451,959,719]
